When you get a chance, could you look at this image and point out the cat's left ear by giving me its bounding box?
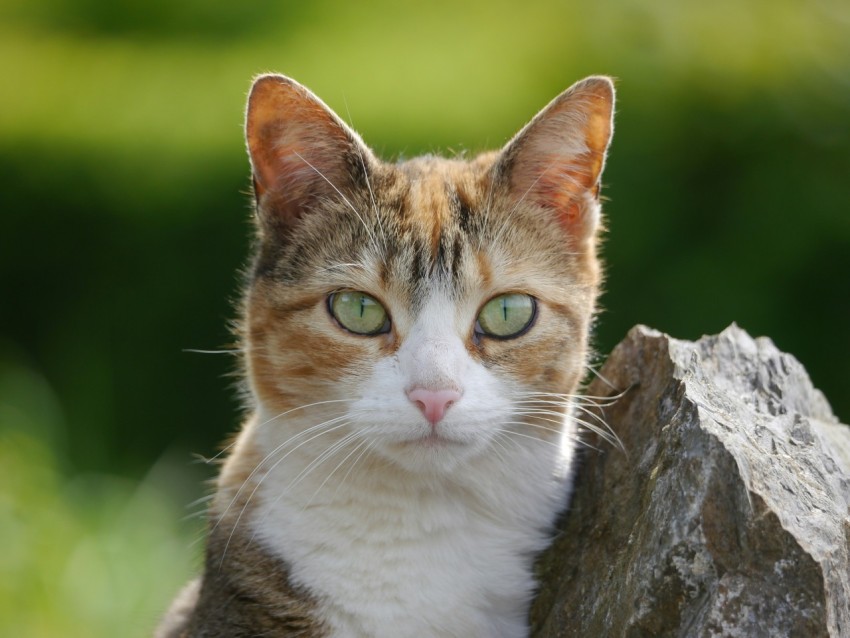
[245,74,376,237]
[497,76,615,245]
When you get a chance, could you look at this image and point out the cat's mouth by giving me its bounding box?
[395,431,468,449]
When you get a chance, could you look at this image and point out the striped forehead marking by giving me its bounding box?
[392,163,479,286]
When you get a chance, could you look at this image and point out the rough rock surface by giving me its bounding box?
[531,325,850,638]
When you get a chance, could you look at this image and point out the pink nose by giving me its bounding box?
[407,388,462,425]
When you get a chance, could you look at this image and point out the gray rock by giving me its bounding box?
[531,325,850,638]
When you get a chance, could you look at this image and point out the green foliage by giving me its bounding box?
[1,0,848,632]
[0,356,201,637]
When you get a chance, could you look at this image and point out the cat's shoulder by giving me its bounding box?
[154,578,200,638]
[155,526,326,638]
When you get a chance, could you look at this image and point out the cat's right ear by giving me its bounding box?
[245,74,374,236]
[496,76,615,248]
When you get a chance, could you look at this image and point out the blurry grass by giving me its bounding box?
[1,0,847,155]
[0,354,202,638]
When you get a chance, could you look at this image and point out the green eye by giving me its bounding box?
[476,293,536,338]
[329,291,390,335]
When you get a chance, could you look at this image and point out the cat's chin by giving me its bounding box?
[374,432,484,475]
[400,432,466,447]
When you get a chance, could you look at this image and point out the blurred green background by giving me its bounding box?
[1,0,848,635]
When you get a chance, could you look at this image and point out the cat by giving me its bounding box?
[156,72,615,638]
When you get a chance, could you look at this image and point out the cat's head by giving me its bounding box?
[241,75,614,475]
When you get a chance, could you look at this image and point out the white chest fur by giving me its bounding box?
[246,411,575,638]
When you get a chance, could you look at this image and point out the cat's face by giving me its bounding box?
[242,76,613,475]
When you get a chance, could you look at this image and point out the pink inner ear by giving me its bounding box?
[268,144,327,196]
[519,153,601,228]
[245,75,370,229]
[252,116,340,196]
[503,77,614,239]
[250,129,322,211]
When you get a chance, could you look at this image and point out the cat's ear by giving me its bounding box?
[497,76,615,245]
[245,74,374,234]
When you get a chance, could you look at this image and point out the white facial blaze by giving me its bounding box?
[348,289,512,472]
[396,299,468,394]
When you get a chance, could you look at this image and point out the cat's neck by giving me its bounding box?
[215,409,575,537]
[213,408,576,638]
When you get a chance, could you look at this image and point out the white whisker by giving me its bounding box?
[492,165,568,252]
[492,431,525,453]
[584,364,624,391]
[493,427,563,449]
[286,431,362,492]
[248,430,364,540]
[203,399,355,465]
[332,440,376,501]
[211,412,353,535]
[182,348,244,355]
[476,164,498,253]
[293,150,381,258]
[216,415,355,566]
[342,95,386,254]
[573,419,624,452]
[513,389,628,404]
[510,413,567,432]
[513,401,610,431]
[509,389,625,451]
[302,437,371,510]
[316,262,368,274]
[487,434,514,466]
